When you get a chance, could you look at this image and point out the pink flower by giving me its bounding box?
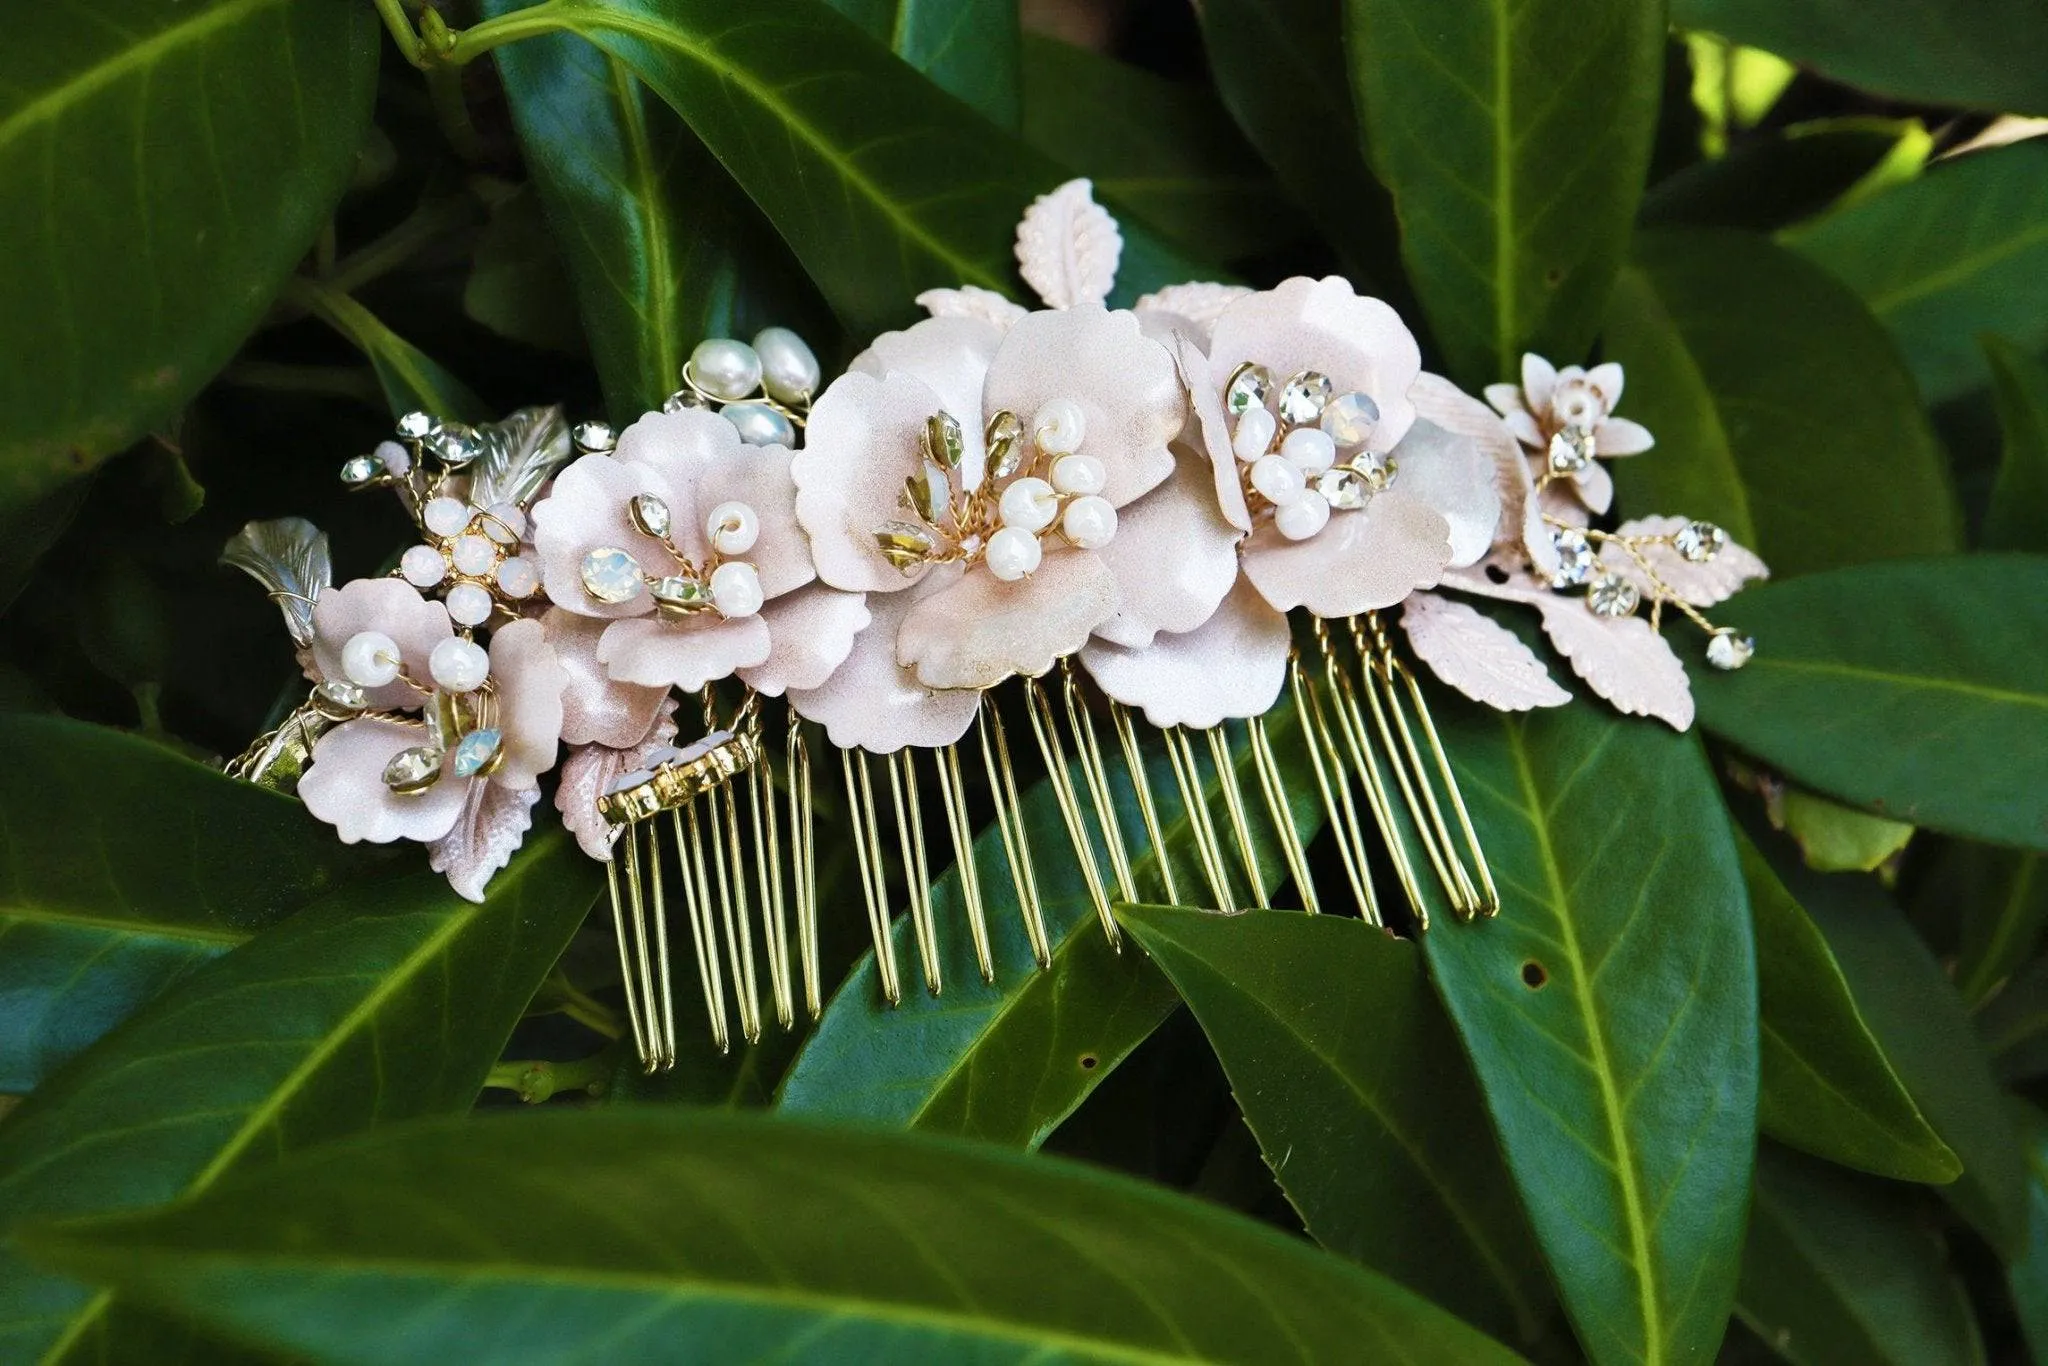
[1484,354,1654,519]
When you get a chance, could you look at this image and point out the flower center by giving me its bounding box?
[579,492,766,620]
[1223,362,1391,542]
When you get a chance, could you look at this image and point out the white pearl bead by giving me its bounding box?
[710,561,764,618]
[1275,490,1332,541]
[341,631,401,688]
[1233,406,1277,463]
[423,496,470,538]
[495,556,538,599]
[1281,427,1337,474]
[450,534,496,577]
[1251,453,1307,506]
[722,401,797,447]
[1033,398,1087,455]
[429,636,490,693]
[985,526,1043,581]
[400,545,446,589]
[704,500,760,555]
[752,327,821,406]
[1050,453,1107,496]
[690,338,763,402]
[1061,495,1118,549]
[998,476,1059,533]
[445,582,494,627]
[375,438,412,476]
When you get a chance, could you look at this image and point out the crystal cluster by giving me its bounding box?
[1223,361,1389,539]
[664,329,820,448]
[578,490,766,619]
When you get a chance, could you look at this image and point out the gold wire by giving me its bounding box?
[670,807,730,1055]
[844,748,903,1005]
[619,826,661,1072]
[1110,703,1180,906]
[937,742,995,982]
[1387,632,1501,917]
[644,820,677,1070]
[1024,676,1119,946]
[602,847,654,1064]
[1205,724,1268,907]
[1248,713,1320,914]
[889,749,943,994]
[1162,725,1235,911]
[710,784,763,1045]
[981,704,1050,968]
[1062,662,1137,904]
[750,756,795,1029]
[1319,620,1430,928]
[1290,653,1379,926]
[1352,617,1477,916]
[791,726,820,1017]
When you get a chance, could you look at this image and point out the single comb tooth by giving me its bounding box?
[981,703,1050,968]
[1162,724,1235,912]
[1290,651,1377,926]
[789,725,822,1018]
[1248,710,1319,914]
[1060,661,1137,906]
[1023,675,1117,948]
[889,748,943,995]
[843,747,902,1006]
[1204,723,1267,908]
[670,806,729,1055]
[1109,701,1180,907]
[750,752,795,1031]
[936,741,995,983]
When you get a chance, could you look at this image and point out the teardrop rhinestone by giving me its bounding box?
[1586,572,1640,619]
[450,728,504,780]
[1674,520,1727,563]
[911,460,951,521]
[651,575,710,615]
[1224,363,1273,418]
[383,745,443,794]
[923,412,965,470]
[1320,392,1381,447]
[629,493,672,539]
[874,521,937,571]
[317,679,368,712]
[1548,426,1595,474]
[580,547,645,604]
[1278,371,1334,425]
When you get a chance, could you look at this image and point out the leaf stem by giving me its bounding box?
[530,967,626,1040]
[440,0,576,65]
[371,0,426,68]
[485,1051,614,1104]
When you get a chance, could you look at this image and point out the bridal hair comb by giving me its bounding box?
[224,181,1767,1072]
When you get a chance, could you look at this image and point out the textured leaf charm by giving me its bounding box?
[1533,596,1694,729]
[915,286,1027,329]
[1134,281,1252,326]
[426,784,541,903]
[1402,592,1570,711]
[1015,178,1122,309]
[220,517,332,648]
[1600,514,1769,606]
[465,405,575,512]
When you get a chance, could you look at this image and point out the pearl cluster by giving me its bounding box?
[1222,363,1390,541]
[334,629,505,793]
[665,328,821,448]
[984,399,1118,582]
[579,493,767,620]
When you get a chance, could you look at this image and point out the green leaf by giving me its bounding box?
[823,0,1020,127]
[0,716,385,1094]
[1424,701,1755,1366]
[2010,1101,2048,1362]
[0,0,379,516]
[0,832,600,1364]
[1743,832,1958,1183]
[778,711,1319,1148]
[21,1109,1525,1366]
[1019,34,1297,265]
[1640,120,1925,233]
[1737,1144,1983,1366]
[1671,0,2048,115]
[1695,557,2048,851]
[1342,0,1664,386]
[1783,143,2048,403]
[1940,842,2048,1007]
[1602,228,1960,574]
[286,278,485,422]
[1978,958,2048,1082]
[461,185,585,355]
[1776,788,1914,874]
[489,15,827,420]
[1119,904,1550,1345]
[1984,335,2048,554]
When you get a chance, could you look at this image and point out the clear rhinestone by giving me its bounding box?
[1224,363,1273,418]
[1550,527,1595,587]
[1278,371,1334,426]
[339,454,384,488]
[874,521,937,571]
[1547,425,1595,475]
[382,745,443,794]
[450,728,504,780]
[1706,629,1755,670]
[425,423,482,466]
[1350,450,1394,491]
[650,575,709,614]
[396,411,436,439]
[573,420,616,453]
[663,389,707,414]
[1675,520,1727,563]
[923,412,965,470]
[1320,392,1381,447]
[986,411,1025,482]
[1586,572,1640,619]
[629,493,672,539]
[580,547,645,604]
[1316,466,1371,511]
[317,679,367,711]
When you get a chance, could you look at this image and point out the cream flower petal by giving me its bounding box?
[1385,419,1500,569]
[1241,488,1450,618]
[1586,362,1625,410]
[542,608,668,751]
[529,453,672,619]
[597,614,771,692]
[1575,458,1615,516]
[1178,333,1253,532]
[1501,407,1544,449]
[1483,382,1526,419]
[1596,415,1655,456]
[1521,353,1557,411]
[1080,581,1289,729]
[794,370,948,595]
[897,548,1119,691]
[488,618,566,791]
[1206,277,1421,455]
[983,304,1182,508]
[690,437,815,599]
[850,315,1001,487]
[554,703,677,861]
[1538,477,1592,529]
[739,584,872,697]
[309,579,452,713]
[1135,282,1253,350]
[1409,372,1546,573]
[611,409,724,560]
[787,565,982,753]
[427,781,538,903]
[299,717,469,845]
[1092,451,1242,648]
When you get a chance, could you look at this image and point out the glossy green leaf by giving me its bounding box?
[1640,121,1923,233]
[778,710,1319,1148]
[0,832,600,1365]
[0,0,379,515]
[21,1109,1523,1366]
[461,186,585,355]
[1743,833,1957,1183]
[1603,228,1960,574]
[1784,143,2048,403]
[1342,0,1664,385]
[0,715,384,1094]
[2010,1101,2048,1362]
[824,0,1020,127]
[1737,1144,1983,1366]
[489,14,826,420]
[1981,958,2048,1082]
[1777,788,1915,874]
[1672,0,2048,115]
[1984,335,2048,554]
[1695,558,2048,851]
[1119,904,1550,1344]
[1019,34,1295,265]
[286,279,486,423]
[1423,700,1755,1366]
[1942,842,2048,1007]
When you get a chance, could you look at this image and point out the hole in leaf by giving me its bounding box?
[1521,961,1548,989]
[1485,564,1510,584]
[1078,1053,1099,1071]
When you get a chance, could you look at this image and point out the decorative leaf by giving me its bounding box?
[1984,334,2048,554]
[1402,591,1570,712]
[0,716,385,1095]
[1603,228,1960,574]
[1783,142,2048,403]
[1119,905,1552,1345]
[1425,699,1756,1366]
[20,1109,1523,1366]
[1695,557,2048,852]
[465,405,574,512]
[1135,282,1253,329]
[1599,515,1768,607]
[1342,0,1665,385]
[1737,1144,1983,1366]
[286,279,486,423]
[914,285,1028,327]
[1014,179,1122,310]
[0,832,599,1365]
[0,0,379,517]
[1743,832,1958,1183]
[218,517,330,649]
[1528,595,1693,730]
[822,0,1020,127]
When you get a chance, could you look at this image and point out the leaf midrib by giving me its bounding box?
[606,53,681,397]
[0,905,246,948]
[1738,657,2048,710]
[1489,0,1515,378]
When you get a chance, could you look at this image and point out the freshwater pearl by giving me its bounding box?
[1050,453,1107,496]
[998,477,1059,533]
[1281,427,1337,474]
[710,561,764,618]
[722,401,797,448]
[445,582,494,627]
[985,526,1042,581]
[691,338,763,402]
[1251,454,1306,507]
[399,544,446,589]
[341,631,401,688]
[704,500,760,555]
[1232,406,1277,463]
[1032,398,1087,455]
[428,637,490,693]
[753,327,821,406]
[423,496,470,538]
[1275,490,1331,541]
[1061,495,1117,549]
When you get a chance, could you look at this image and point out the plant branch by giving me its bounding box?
[440,0,576,65]
[371,0,426,67]
[486,1050,614,1103]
